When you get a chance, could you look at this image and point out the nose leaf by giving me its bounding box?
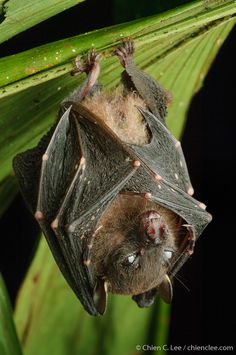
[140,210,168,244]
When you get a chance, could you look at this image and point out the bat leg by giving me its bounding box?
[63,49,102,104]
[114,39,171,123]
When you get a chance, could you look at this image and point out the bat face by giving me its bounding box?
[90,194,178,296]
[13,40,212,315]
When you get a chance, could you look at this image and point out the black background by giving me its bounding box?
[0,0,235,350]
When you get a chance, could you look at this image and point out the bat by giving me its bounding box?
[13,39,212,316]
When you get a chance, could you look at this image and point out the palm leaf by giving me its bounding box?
[0,0,85,44]
[0,275,23,355]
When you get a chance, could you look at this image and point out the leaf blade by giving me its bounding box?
[0,274,23,355]
[0,0,235,90]
[0,0,85,44]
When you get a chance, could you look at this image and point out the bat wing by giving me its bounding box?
[129,107,193,194]
[13,103,138,315]
[125,108,212,274]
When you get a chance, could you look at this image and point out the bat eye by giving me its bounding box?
[163,249,173,261]
[128,254,136,264]
[123,252,140,268]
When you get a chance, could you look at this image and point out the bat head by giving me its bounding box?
[90,194,181,313]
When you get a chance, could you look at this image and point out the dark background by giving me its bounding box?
[0,0,235,350]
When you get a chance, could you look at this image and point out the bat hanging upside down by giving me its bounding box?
[13,40,212,316]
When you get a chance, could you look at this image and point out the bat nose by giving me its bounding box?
[139,210,168,245]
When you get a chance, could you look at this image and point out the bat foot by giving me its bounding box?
[114,38,134,68]
[71,49,101,100]
[71,49,101,76]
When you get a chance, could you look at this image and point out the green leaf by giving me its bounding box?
[0,274,23,355]
[1,0,235,89]
[0,0,85,44]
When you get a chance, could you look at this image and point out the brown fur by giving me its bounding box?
[90,194,180,295]
[82,90,150,145]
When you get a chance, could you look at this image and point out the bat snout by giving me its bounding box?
[139,210,169,246]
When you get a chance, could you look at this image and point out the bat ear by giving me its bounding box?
[93,278,108,315]
[158,274,173,304]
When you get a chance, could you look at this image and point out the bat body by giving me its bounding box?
[13,40,212,316]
